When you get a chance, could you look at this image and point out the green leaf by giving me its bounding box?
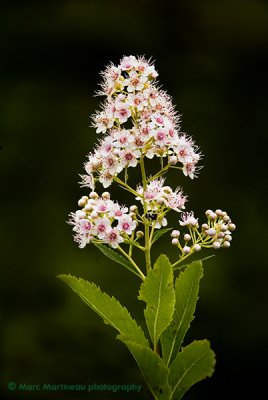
[93,243,140,278]
[161,261,203,365]
[139,254,175,350]
[118,337,172,400]
[152,228,173,245]
[169,340,215,400]
[58,274,149,347]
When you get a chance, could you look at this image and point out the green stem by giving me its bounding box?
[172,252,193,270]
[114,176,141,197]
[117,245,145,280]
[140,157,151,273]
[148,163,170,181]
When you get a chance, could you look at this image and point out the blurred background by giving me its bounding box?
[1,0,268,399]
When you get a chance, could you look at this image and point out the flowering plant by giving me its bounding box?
[59,56,235,399]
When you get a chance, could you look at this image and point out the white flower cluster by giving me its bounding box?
[69,56,235,256]
[69,192,137,249]
[171,209,236,254]
[80,55,201,190]
[136,178,187,228]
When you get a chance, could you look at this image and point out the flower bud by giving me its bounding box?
[76,210,86,219]
[130,205,138,212]
[217,232,225,239]
[89,191,98,199]
[84,204,93,212]
[213,241,221,249]
[90,211,98,218]
[172,238,179,246]
[184,234,191,241]
[219,224,227,232]
[183,245,191,254]
[210,212,217,220]
[223,241,231,248]
[225,234,232,242]
[206,228,216,236]
[216,209,223,216]
[202,223,209,230]
[193,244,201,252]
[169,155,177,165]
[136,230,144,238]
[78,198,87,207]
[223,215,230,222]
[171,230,180,238]
[228,223,236,231]
[102,192,111,200]
[129,212,136,219]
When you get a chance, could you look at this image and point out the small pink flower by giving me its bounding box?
[109,203,129,220]
[104,228,124,248]
[179,212,199,227]
[117,215,137,235]
[80,219,92,233]
[114,106,131,124]
[119,55,138,71]
[94,217,111,239]
[98,170,114,188]
[120,149,140,168]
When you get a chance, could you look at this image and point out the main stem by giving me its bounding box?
[140,157,151,273]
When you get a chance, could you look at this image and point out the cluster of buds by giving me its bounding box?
[69,192,137,249]
[171,209,236,257]
[80,55,201,190]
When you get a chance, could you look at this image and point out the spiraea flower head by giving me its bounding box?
[68,193,136,249]
[69,55,235,270]
[82,55,202,190]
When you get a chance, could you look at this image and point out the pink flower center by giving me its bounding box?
[120,136,127,144]
[81,221,91,231]
[98,224,106,232]
[122,222,130,230]
[107,158,114,166]
[135,138,143,147]
[125,152,133,161]
[142,127,149,135]
[157,132,165,141]
[119,108,128,116]
[109,232,117,241]
[131,78,140,87]
[156,117,164,124]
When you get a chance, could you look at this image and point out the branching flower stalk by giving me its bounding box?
[60,56,236,400]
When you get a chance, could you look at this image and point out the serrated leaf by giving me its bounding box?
[161,261,203,365]
[169,340,215,400]
[93,243,141,278]
[152,228,173,245]
[139,254,175,350]
[58,274,148,347]
[118,336,172,400]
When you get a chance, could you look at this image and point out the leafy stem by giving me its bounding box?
[140,156,151,273]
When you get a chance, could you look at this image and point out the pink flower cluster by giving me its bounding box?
[69,192,137,249]
[80,55,201,190]
[136,178,187,228]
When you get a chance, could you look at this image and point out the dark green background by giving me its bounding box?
[1,0,268,399]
